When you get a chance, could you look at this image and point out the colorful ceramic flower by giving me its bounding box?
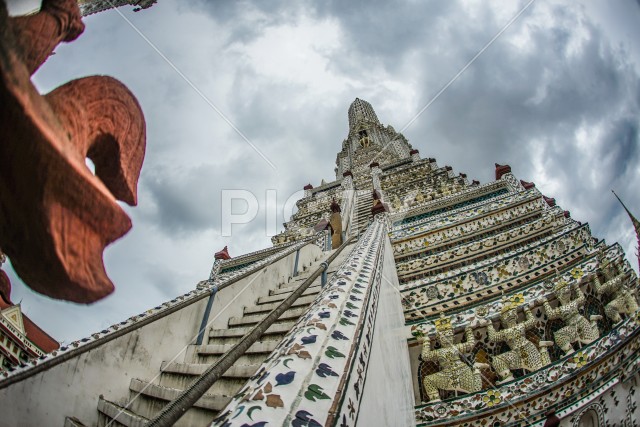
[571,351,588,368]
[570,267,584,279]
[497,266,510,279]
[511,293,525,305]
[482,389,502,407]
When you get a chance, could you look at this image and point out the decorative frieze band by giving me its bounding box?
[407,245,629,330]
[395,210,564,278]
[402,223,589,291]
[390,185,529,238]
[401,224,592,321]
[389,180,510,222]
[392,197,547,256]
[211,215,389,427]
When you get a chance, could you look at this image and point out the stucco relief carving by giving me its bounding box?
[0,0,146,302]
[539,277,601,355]
[485,294,552,383]
[420,316,486,402]
[592,250,639,323]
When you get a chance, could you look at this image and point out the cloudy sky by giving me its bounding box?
[5,0,640,344]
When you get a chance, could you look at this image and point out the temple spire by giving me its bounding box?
[347,98,380,132]
[612,190,640,268]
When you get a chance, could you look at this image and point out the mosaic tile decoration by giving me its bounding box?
[211,214,389,427]
[389,183,524,238]
[395,210,564,278]
[392,197,548,258]
[400,224,592,322]
[407,245,631,332]
[392,188,510,227]
[414,314,640,426]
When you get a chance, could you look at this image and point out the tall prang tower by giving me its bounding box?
[273,98,416,246]
[1,100,639,427]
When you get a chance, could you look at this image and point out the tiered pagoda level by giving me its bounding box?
[0,99,639,426]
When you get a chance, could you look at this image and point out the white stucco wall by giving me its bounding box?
[0,243,322,426]
[358,236,416,427]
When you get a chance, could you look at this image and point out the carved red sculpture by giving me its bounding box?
[214,246,231,261]
[520,180,536,190]
[495,163,512,180]
[0,0,146,303]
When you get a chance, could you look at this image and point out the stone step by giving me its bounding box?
[97,398,148,427]
[196,340,278,356]
[161,361,260,378]
[276,276,317,291]
[129,378,229,412]
[257,286,321,305]
[158,371,251,397]
[193,352,268,367]
[209,321,295,339]
[268,284,321,298]
[246,293,317,315]
[228,306,307,327]
[277,274,308,287]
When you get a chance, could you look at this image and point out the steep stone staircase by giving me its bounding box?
[352,190,373,235]
[96,245,355,427]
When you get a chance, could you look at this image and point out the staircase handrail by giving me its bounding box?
[145,235,356,427]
